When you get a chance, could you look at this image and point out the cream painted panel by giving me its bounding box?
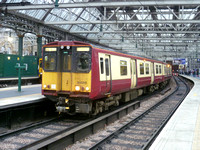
[111,55,131,80]
[137,59,151,78]
[99,53,131,81]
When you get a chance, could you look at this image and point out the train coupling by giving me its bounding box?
[56,106,69,113]
[56,97,70,113]
[56,97,92,114]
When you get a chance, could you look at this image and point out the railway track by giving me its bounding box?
[0,117,84,150]
[89,76,190,150]
[0,77,188,150]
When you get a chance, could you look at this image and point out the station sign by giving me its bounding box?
[173,58,186,65]
[194,58,200,62]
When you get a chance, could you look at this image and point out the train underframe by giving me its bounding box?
[49,80,170,115]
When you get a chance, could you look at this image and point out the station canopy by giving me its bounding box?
[0,0,200,60]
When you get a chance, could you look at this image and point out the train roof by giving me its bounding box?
[44,41,92,46]
[44,41,168,65]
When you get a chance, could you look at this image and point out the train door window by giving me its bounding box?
[120,60,127,76]
[130,62,132,75]
[156,65,159,74]
[100,58,104,74]
[151,63,153,74]
[133,61,136,75]
[63,51,72,71]
[140,63,144,75]
[105,58,109,76]
[145,63,149,75]
[159,65,162,74]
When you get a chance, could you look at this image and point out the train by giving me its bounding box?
[42,41,172,115]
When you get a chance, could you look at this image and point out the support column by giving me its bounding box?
[18,34,24,56]
[37,35,42,58]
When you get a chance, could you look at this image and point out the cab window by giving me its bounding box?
[44,53,56,71]
[75,47,91,73]
[77,53,90,72]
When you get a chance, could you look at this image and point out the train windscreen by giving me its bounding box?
[75,47,91,73]
[43,47,57,71]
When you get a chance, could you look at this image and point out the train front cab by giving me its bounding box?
[42,44,92,114]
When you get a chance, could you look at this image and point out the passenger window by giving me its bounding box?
[140,63,144,75]
[159,65,162,74]
[105,58,109,76]
[120,60,127,75]
[145,63,149,75]
[100,58,104,74]
[156,65,159,74]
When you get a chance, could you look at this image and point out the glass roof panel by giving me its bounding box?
[19,9,47,20]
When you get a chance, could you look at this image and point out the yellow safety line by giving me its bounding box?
[0,93,41,101]
[192,105,200,150]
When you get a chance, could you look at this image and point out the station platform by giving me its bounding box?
[0,76,39,81]
[0,84,45,109]
[150,75,200,150]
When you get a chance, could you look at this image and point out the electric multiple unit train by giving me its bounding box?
[42,41,172,115]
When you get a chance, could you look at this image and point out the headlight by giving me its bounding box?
[75,86,80,91]
[43,85,46,88]
[51,84,56,89]
[86,87,89,91]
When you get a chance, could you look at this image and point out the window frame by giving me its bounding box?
[140,62,144,75]
[43,47,57,72]
[145,63,150,75]
[159,65,162,74]
[120,60,128,76]
[100,57,104,74]
[105,58,109,76]
[156,65,159,74]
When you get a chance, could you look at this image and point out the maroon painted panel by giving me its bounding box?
[154,75,163,84]
[90,47,101,99]
[137,77,151,88]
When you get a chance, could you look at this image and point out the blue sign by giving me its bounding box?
[195,58,200,62]
[173,58,186,65]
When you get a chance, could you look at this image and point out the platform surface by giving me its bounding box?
[0,76,39,81]
[0,84,44,108]
[150,75,200,150]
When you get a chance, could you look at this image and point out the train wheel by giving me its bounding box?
[148,85,155,93]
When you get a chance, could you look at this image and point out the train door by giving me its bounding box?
[61,48,73,91]
[151,62,154,84]
[131,59,137,88]
[105,55,112,94]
